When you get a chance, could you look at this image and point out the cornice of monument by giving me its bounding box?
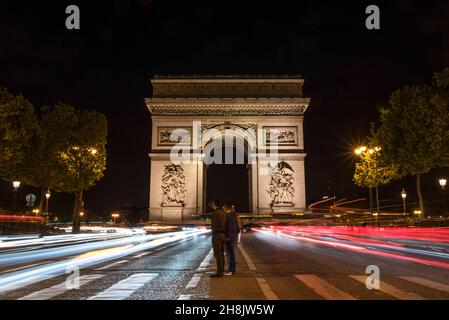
[146,97,310,116]
[149,75,306,99]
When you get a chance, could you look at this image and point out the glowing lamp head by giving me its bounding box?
[439,178,447,189]
[45,190,51,199]
[13,180,21,189]
[91,148,98,155]
[401,189,407,199]
[354,146,367,155]
[79,212,84,217]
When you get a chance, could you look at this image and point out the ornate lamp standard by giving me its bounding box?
[45,190,51,222]
[439,178,447,214]
[401,188,407,215]
[12,180,21,214]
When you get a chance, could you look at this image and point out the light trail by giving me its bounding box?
[0,229,210,294]
[254,226,449,270]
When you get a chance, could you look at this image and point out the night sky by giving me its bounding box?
[1,1,448,217]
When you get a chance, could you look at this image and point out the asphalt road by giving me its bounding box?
[0,226,449,300]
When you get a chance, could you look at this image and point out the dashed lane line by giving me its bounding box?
[95,260,128,271]
[256,277,279,300]
[238,245,257,271]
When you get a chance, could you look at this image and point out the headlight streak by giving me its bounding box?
[0,229,210,294]
[254,226,449,270]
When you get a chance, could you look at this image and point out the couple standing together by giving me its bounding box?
[208,200,242,278]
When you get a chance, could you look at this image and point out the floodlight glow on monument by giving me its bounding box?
[146,75,310,220]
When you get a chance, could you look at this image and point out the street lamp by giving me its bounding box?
[439,178,447,215]
[439,178,447,190]
[45,189,51,213]
[12,180,21,214]
[401,189,407,215]
[112,213,119,223]
[13,180,21,189]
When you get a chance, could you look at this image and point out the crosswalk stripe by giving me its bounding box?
[88,273,158,300]
[349,275,426,300]
[295,274,356,300]
[400,276,449,294]
[18,274,104,300]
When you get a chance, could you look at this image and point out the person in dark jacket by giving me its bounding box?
[209,200,227,278]
[223,203,240,275]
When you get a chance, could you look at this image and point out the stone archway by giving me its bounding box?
[201,125,255,213]
[146,75,310,221]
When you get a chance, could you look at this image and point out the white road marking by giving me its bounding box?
[95,260,128,270]
[238,245,257,271]
[400,276,449,294]
[18,274,104,300]
[178,294,192,300]
[134,252,151,258]
[197,249,214,271]
[295,274,356,300]
[185,273,202,290]
[0,261,53,275]
[349,275,426,300]
[0,274,55,294]
[88,273,158,300]
[256,278,279,300]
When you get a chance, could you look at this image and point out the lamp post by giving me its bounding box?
[45,190,51,222]
[401,188,407,215]
[439,178,447,214]
[112,213,119,224]
[12,180,21,214]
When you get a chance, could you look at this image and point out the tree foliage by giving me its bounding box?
[0,87,38,182]
[0,89,107,229]
[375,68,449,213]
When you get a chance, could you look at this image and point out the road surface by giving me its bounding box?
[1,226,449,300]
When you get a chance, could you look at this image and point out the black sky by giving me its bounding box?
[1,0,448,217]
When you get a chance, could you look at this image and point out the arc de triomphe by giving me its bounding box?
[146,75,310,221]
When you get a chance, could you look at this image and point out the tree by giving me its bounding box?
[354,142,398,213]
[0,87,38,185]
[376,69,449,214]
[45,103,107,233]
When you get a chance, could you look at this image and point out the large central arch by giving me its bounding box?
[201,124,255,213]
[146,75,310,222]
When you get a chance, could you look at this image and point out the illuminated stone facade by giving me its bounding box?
[146,75,310,221]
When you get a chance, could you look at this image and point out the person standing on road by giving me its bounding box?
[209,200,227,278]
[223,203,240,275]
